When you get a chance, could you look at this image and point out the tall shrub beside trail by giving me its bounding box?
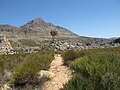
[62,50,92,66]
[62,50,77,66]
[11,53,53,87]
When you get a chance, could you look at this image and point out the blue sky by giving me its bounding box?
[0,0,120,38]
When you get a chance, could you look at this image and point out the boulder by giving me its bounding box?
[38,70,55,79]
[0,83,12,90]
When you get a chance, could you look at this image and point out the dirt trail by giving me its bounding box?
[42,54,72,90]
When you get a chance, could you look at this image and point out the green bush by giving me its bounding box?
[62,50,77,66]
[71,52,120,74]
[101,72,120,90]
[0,53,28,71]
[0,51,54,87]
[11,53,53,87]
[62,46,120,66]
[63,51,120,90]
[61,50,88,66]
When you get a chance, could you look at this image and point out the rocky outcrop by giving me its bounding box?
[0,83,12,90]
[0,34,13,53]
[38,70,55,79]
[113,38,120,43]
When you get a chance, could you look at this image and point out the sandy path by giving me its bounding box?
[42,54,72,90]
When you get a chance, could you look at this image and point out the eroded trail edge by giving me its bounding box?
[42,54,72,90]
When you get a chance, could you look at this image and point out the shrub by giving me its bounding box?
[62,50,77,66]
[63,51,120,90]
[62,46,120,67]
[101,72,120,90]
[0,53,28,71]
[11,53,53,87]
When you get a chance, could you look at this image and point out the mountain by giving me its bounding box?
[0,18,80,49]
[0,18,79,41]
[0,18,114,51]
[20,18,79,39]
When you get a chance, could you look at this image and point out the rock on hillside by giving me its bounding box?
[113,38,120,43]
[0,34,13,53]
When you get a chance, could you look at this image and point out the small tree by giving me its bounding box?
[50,30,58,43]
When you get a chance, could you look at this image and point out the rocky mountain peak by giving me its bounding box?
[27,18,45,25]
[20,18,49,31]
[34,18,45,22]
[19,18,79,39]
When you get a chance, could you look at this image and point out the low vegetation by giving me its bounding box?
[12,54,53,87]
[0,46,120,90]
[0,52,54,89]
[62,47,120,90]
[0,53,27,72]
